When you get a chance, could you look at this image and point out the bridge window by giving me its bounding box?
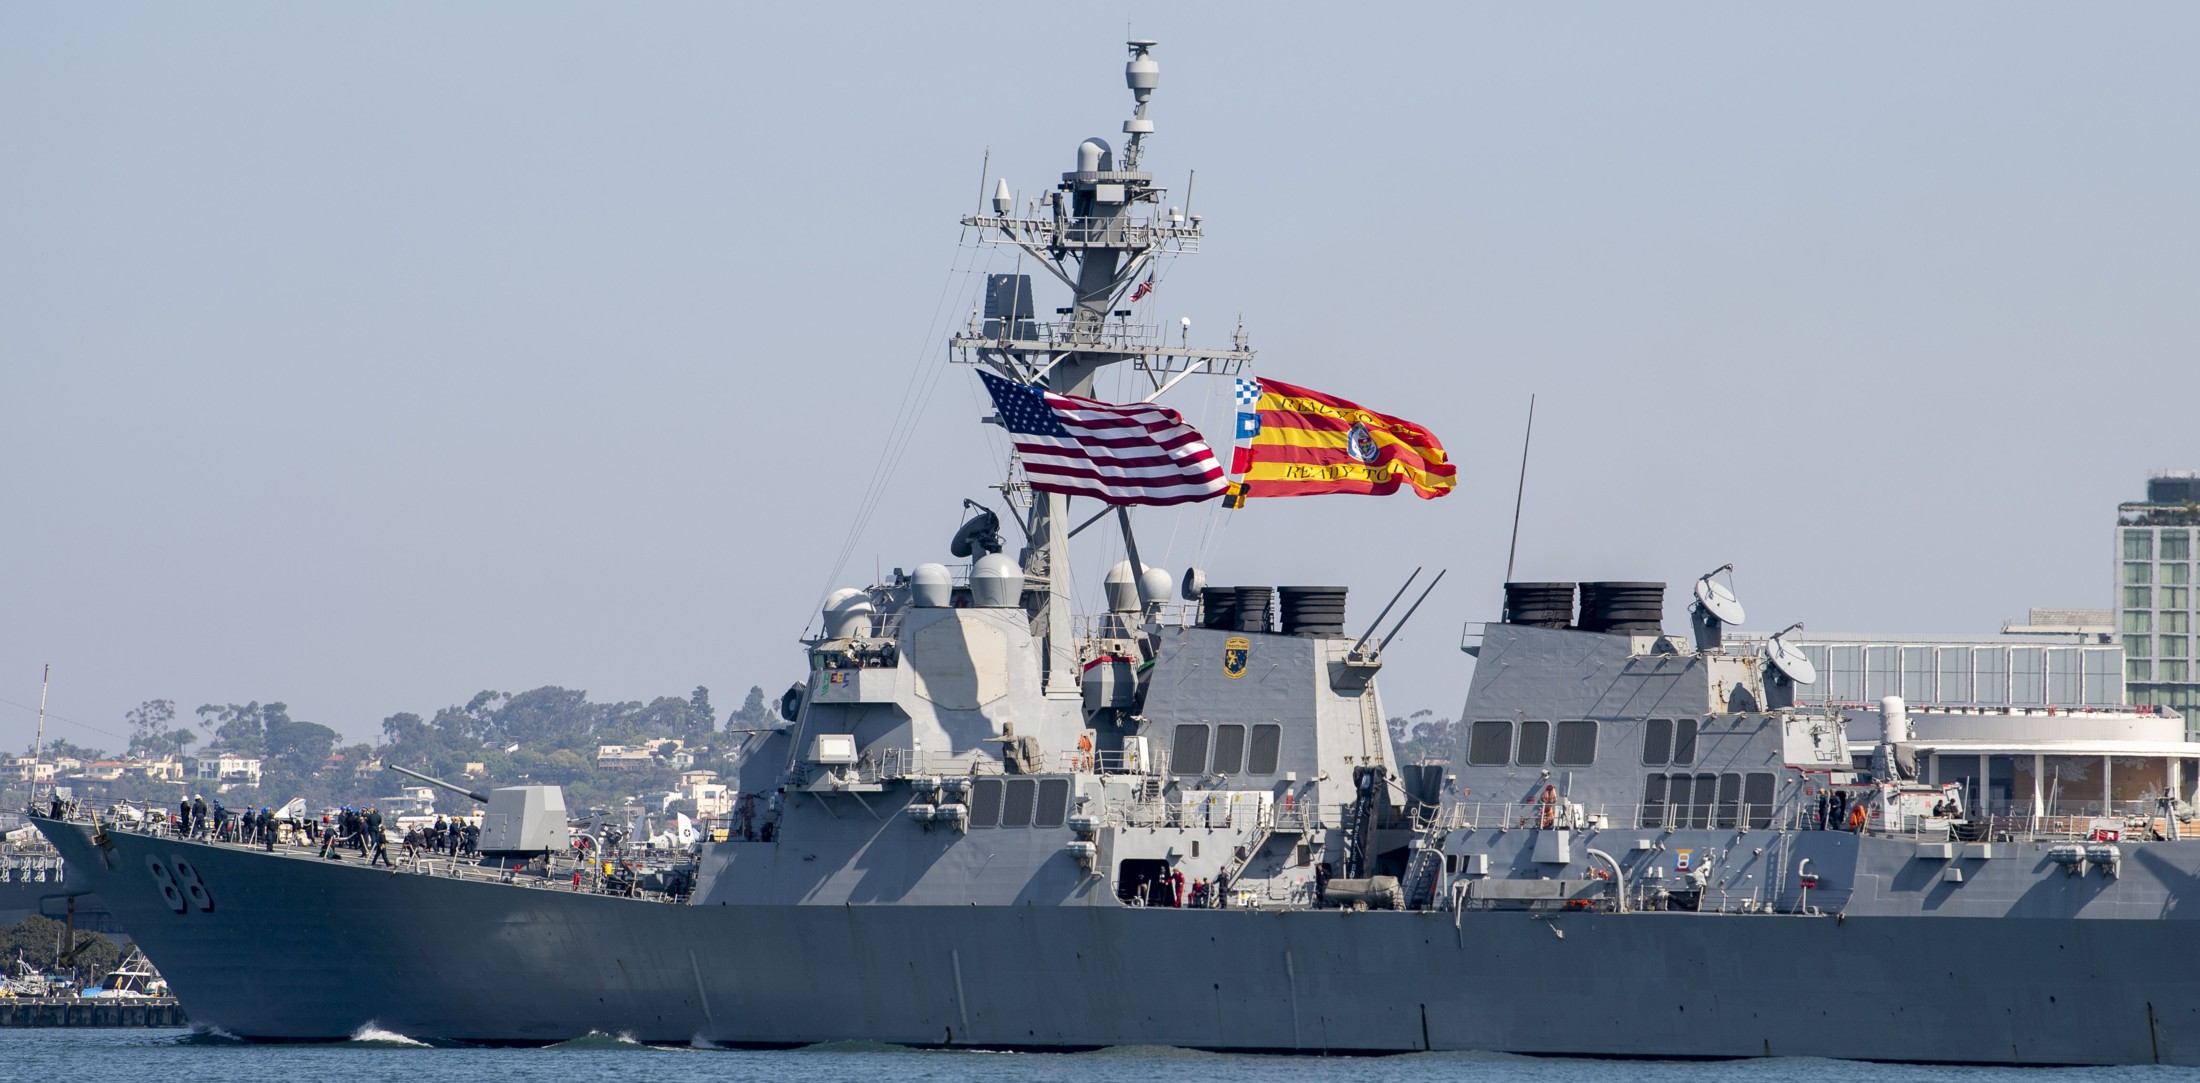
[1035,778,1071,828]
[1688,772,1717,828]
[1247,724,1282,775]
[1002,778,1037,827]
[1641,718,1673,765]
[1552,721,1597,766]
[1714,773,1742,829]
[1664,774,1692,828]
[1212,724,1247,776]
[1744,772,1776,829]
[1467,721,1512,766]
[1516,720,1550,766]
[969,778,1004,827]
[1173,724,1209,775]
[1640,774,1669,828]
[1671,718,1697,766]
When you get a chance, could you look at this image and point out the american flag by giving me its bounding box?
[978,370,1225,506]
[1129,274,1155,302]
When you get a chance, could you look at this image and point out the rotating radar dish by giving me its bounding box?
[950,503,1004,559]
[1765,625,1816,685]
[1692,571,1745,626]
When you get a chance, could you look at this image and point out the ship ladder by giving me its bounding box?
[1402,820,1448,910]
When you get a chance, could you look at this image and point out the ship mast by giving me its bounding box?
[953,40,1253,691]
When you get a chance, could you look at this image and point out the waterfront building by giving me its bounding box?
[1751,626,2172,817]
[2119,471,2200,737]
[1782,627,2124,713]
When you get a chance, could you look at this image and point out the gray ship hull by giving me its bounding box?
[34,820,2200,1064]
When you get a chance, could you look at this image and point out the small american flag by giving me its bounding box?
[979,371,1225,506]
[1129,274,1155,302]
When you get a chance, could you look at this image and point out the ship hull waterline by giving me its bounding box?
[34,820,2200,1064]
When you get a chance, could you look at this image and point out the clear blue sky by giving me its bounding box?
[4,4,2195,752]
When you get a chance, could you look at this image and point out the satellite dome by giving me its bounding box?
[912,563,952,608]
[1104,561,1140,613]
[1077,137,1114,173]
[970,554,1024,608]
[1140,567,1173,608]
[822,588,873,640]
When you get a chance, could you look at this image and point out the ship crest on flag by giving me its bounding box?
[1346,422,1378,464]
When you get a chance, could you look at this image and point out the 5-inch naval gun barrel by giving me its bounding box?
[388,764,488,804]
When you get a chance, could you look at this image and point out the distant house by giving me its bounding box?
[189,750,264,787]
[81,760,128,782]
[462,761,487,778]
[678,769,720,789]
[127,757,185,782]
[378,785,439,817]
[596,745,655,769]
[9,758,55,783]
[352,757,385,778]
[690,782,733,818]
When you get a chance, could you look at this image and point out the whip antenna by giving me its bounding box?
[1504,395,1536,582]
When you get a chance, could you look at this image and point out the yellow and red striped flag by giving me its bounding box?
[1227,377,1456,501]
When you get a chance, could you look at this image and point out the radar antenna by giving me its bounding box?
[949,500,1004,559]
[951,42,1254,690]
[1688,564,1745,651]
[1764,622,1817,686]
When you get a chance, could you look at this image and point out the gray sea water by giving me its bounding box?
[1,1029,2189,1083]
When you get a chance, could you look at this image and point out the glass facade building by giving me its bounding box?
[2119,471,2200,737]
[1783,636,2124,711]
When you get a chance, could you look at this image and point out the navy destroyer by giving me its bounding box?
[30,43,2200,1064]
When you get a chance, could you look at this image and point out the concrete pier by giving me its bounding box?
[0,997,185,1028]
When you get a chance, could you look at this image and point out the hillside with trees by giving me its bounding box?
[11,683,786,818]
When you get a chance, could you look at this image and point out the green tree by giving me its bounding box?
[728,685,770,730]
[43,738,106,761]
[381,712,428,747]
[0,915,123,978]
[261,715,339,799]
[196,702,269,755]
[126,699,186,758]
